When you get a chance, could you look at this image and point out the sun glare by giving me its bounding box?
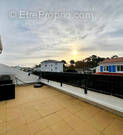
[72,50,77,56]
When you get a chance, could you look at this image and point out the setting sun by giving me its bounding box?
[72,50,77,56]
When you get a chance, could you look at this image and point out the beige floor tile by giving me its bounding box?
[19,105,36,113]
[103,119,123,135]
[6,111,20,122]
[6,117,25,131]
[44,113,62,126]
[23,111,42,123]
[67,104,83,114]
[38,105,58,117]
[0,122,6,134]
[74,122,100,135]
[6,100,17,109]
[66,130,81,135]
[0,112,6,123]
[35,128,55,135]
[6,124,30,135]
[65,115,86,129]
[6,107,20,114]
[56,109,74,121]
[27,118,48,135]
[75,107,101,122]
[0,101,6,111]
[0,85,122,135]
[50,120,72,135]
[89,111,115,132]
[51,104,64,111]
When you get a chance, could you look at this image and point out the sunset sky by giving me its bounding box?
[0,0,123,67]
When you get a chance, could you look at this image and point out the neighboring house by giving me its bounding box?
[75,68,84,74]
[75,67,96,74]
[12,66,22,70]
[96,57,123,75]
[40,60,63,72]
[12,66,32,72]
[89,67,96,74]
[33,67,41,72]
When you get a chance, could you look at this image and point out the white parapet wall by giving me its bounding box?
[41,78,123,117]
[0,64,39,85]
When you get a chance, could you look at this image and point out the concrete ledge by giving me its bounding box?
[15,82,38,86]
[41,79,123,117]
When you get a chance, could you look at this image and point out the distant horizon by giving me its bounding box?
[0,0,123,67]
[1,54,121,68]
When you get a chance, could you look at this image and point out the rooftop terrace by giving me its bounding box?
[0,85,123,135]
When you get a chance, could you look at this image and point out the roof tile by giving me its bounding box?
[100,57,123,64]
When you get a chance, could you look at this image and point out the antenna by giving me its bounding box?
[0,36,3,54]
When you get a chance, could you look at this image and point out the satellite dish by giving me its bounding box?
[0,36,3,54]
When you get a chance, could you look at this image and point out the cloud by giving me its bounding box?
[0,0,123,66]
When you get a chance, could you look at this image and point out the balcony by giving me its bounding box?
[0,85,123,135]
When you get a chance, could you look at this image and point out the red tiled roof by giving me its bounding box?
[100,57,123,64]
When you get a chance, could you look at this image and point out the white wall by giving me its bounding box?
[96,66,100,73]
[40,62,63,72]
[0,64,38,85]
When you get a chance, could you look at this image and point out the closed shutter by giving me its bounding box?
[112,65,116,72]
[109,65,112,72]
[100,66,103,72]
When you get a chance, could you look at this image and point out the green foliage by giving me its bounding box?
[61,60,67,64]
[75,55,105,69]
[70,60,75,65]
[66,55,106,71]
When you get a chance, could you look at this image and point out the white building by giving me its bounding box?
[96,57,123,75]
[40,60,63,72]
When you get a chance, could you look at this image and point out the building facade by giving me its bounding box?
[96,57,123,75]
[40,60,63,72]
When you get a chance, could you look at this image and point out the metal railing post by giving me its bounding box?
[60,82,62,87]
[84,79,88,94]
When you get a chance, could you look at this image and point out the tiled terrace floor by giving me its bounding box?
[0,85,123,135]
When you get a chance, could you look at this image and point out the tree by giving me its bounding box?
[70,60,75,65]
[111,55,118,59]
[74,55,105,70]
[75,61,84,68]
[34,64,40,68]
[61,60,67,72]
[61,60,67,65]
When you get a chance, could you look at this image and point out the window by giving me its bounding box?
[121,66,123,71]
[117,65,123,71]
[107,66,109,71]
[104,66,109,71]
[117,65,120,71]
[55,67,57,70]
[45,64,47,67]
